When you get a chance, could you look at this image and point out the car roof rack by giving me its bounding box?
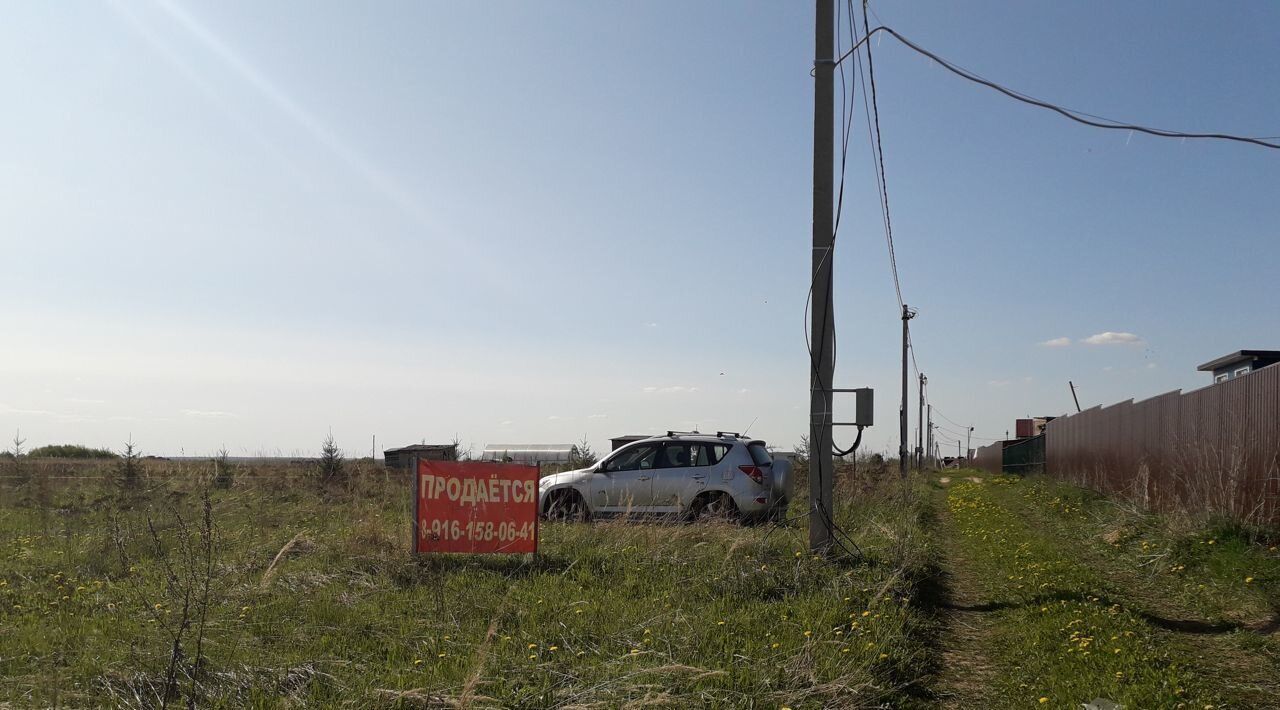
[716,431,742,438]
[665,430,701,437]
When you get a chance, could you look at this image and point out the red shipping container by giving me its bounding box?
[1015,419,1034,438]
[414,459,539,554]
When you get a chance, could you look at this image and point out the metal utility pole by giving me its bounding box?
[808,0,835,552]
[1069,381,1082,413]
[916,373,926,469]
[899,305,916,478]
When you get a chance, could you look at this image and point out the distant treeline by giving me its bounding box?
[25,444,119,460]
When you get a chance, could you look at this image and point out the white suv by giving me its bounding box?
[538,432,793,523]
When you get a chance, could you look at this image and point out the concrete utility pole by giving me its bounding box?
[808,0,835,552]
[916,373,926,469]
[966,427,973,461]
[899,304,916,478]
[926,405,934,468]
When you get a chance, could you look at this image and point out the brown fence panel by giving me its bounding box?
[1045,367,1280,526]
[973,442,1003,475]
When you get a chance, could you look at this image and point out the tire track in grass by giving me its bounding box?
[1013,477,1280,708]
[935,475,1214,709]
[927,488,1002,709]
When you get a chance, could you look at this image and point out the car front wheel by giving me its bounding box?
[543,490,589,522]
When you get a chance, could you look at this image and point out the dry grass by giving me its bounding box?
[0,458,942,708]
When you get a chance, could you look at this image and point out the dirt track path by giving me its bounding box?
[928,499,1001,709]
[925,473,1280,709]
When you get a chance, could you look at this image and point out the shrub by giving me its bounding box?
[28,444,118,460]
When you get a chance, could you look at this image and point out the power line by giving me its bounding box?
[857,2,905,309]
[926,409,962,429]
[830,26,1280,151]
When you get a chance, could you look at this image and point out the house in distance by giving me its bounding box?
[1196,349,1280,383]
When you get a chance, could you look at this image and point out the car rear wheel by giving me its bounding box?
[688,491,739,523]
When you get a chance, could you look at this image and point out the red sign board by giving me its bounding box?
[413,459,539,554]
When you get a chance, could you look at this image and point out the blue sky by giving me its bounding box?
[2,1,1277,458]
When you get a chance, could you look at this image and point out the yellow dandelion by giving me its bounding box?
[527,643,537,649]
[413,659,423,665]
[1039,698,1048,704]
[1245,576,1254,584]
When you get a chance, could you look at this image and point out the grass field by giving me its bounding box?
[929,472,1280,709]
[3,459,1278,708]
[0,460,940,708]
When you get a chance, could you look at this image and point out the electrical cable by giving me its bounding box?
[828,26,1280,151]
[832,426,863,458]
[858,2,904,309]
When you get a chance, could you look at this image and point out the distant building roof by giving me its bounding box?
[384,444,457,455]
[1196,350,1280,372]
[480,444,575,464]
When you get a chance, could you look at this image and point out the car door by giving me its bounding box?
[650,442,727,513]
[592,443,658,513]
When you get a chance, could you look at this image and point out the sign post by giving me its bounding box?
[412,456,539,555]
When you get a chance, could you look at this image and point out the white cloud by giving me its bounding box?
[1082,331,1142,346]
[1145,363,1158,370]
[498,420,514,426]
[642,385,699,394]
[987,379,1012,388]
[587,413,608,419]
[181,409,234,418]
[65,397,107,405]
[547,415,571,421]
[1039,337,1071,348]
[737,388,751,394]
[645,322,659,328]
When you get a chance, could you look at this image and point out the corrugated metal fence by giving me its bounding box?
[972,436,1046,476]
[1045,364,1280,525]
[973,441,1003,476]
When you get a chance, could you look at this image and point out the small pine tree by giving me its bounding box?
[212,447,234,489]
[569,435,597,468]
[450,433,472,462]
[5,428,24,477]
[319,431,344,482]
[119,436,141,487]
